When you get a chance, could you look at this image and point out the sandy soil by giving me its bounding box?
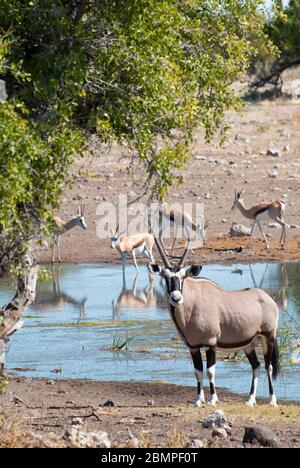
[1,376,299,448]
[36,97,300,266]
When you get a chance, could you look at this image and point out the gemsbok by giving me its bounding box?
[231,190,289,250]
[148,238,280,407]
[52,205,87,263]
[110,225,155,273]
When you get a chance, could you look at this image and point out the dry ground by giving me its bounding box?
[36,96,300,266]
[0,376,299,448]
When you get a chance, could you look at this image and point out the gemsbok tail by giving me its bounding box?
[272,338,281,380]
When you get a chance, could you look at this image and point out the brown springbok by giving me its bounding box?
[52,206,87,263]
[110,225,155,273]
[148,239,280,407]
[231,190,289,250]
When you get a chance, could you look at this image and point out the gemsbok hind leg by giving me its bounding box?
[244,344,260,407]
[206,347,218,406]
[262,335,279,407]
[190,349,205,407]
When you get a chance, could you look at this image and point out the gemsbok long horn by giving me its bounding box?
[154,237,171,269]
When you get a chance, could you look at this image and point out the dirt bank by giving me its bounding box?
[0,376,299,448]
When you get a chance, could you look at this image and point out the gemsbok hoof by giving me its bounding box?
[207,397,218,406]
[269,395,278,407]
[245,398,257,407]
[194,398,205,408]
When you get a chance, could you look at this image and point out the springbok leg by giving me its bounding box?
[262,336,278,407]
[244,345,260,407]
[190,349,205,407]
[248,221,257,249]
[256,220,270,250]
[206,347,218,405]
[132,250,139,273]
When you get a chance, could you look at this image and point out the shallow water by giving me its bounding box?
[1,262,299,401]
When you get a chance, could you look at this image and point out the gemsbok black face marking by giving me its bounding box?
[149,237,280,407]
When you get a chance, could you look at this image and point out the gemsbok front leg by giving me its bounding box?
[206,347,218,406]
[244,344,261,407]
[190,349,205,407]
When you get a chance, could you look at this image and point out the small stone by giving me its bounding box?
[72,417,84,426]
[221,219,227,224]
[290,224,300,229]
[148,399,155,406]
[269,223,280,229]
[191,439,204,448]
[268,168,278,178]
[66,427,111,448]
[195,156,207,161]
[103,400,114,407]
[283,145,290,152]
[46,380,55,385]
[204,193,211,200]
[267,148,281,157]
[230,223,251,237]
[202,409,231,434]
[13,397,23,405]
[212,428,228,439]
[243,426,280,448]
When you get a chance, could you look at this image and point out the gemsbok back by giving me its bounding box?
[148,239,280,407]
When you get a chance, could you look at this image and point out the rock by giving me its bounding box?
[191,439,204,448]
[267,148,281,157]
[103,400,114,407]
[268,223,280,229]
[46,380,55,385]
[290,224,300,229]
[66,427,111,448]
[148,399,155,406]
[268,168,278,178]
[13,397,23,405]
[202,409,231,434]
[235,134,250,144]
[212,428,228,439]
[204,193,211,200]
[243,426,280,448]
[195,156,207,161]
[283,145,290,152]
[72,417,84,426]
[230,223,251,237]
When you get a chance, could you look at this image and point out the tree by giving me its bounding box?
[249,0,300,95]
[0,1,273,356]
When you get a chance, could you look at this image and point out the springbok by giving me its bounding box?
[148,239,280,407]
[110,225,155,273]
[231,190,289,250]
[52,205,87,263]
[159,202,205,255]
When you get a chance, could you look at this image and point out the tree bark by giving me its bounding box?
[0,256,38,374]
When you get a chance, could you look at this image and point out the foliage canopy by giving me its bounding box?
[0,0,273,272]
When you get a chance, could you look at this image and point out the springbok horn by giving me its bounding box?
[115,224,120,236]
[154,237,171,269]
[178,241,191,268]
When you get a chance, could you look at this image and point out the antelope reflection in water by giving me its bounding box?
[31,265,87,319]
[112,273,167,317]
[249,263,288,311]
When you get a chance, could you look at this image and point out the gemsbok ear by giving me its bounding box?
[148,263,162,275]
[184,265,202,278]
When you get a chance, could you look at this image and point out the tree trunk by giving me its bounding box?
[0,256,38,374]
